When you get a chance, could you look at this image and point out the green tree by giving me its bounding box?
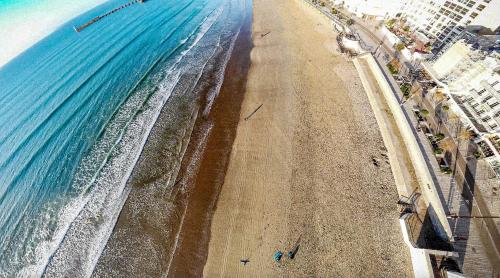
[386,18,396,28]
[400,83,411,97]
[395,43,405,52]
[386,63,398,75]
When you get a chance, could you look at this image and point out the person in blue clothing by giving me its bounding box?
[274,250,283,262]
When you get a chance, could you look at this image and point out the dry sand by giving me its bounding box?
[203,0,414,276]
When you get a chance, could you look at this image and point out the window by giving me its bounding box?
[477,4,486,11]
[471,12,478,18]
[482,95,493,103]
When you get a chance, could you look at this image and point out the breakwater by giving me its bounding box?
[74,0,146,32]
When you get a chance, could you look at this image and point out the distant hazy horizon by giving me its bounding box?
[0,0,107,67]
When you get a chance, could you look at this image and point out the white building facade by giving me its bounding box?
[400,0,500,48]
[428,40,500,134]
[330,0,404,19]
[459,76,500,133]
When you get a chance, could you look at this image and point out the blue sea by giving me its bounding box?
[0,0,247,276]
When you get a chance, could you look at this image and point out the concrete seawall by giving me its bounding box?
[353,53,459,277]
[354,53,453,240]
[399,213,458,278]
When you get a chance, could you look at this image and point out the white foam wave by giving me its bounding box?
[21,6,228,277]
[0,0,107,68]
[164,121,213,277]
[202,26,241,116]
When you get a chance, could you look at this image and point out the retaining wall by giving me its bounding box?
[354,53,453,240]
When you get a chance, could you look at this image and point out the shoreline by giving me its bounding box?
[92,2,253,276]
[0,0,107,67]
[165,5,253,276]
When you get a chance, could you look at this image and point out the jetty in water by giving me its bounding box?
[74,0,146,32]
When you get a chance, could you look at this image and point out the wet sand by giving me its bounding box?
[92,2,253,276]
[165,9,253,276]
[203,0,413,276]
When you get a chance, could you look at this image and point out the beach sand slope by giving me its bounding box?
[203,0,414,276]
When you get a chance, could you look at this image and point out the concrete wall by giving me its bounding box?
[399,214,435,278]
[354,53,453,240]
[399,213,458,278]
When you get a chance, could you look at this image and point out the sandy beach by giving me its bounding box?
[203,0,414,276]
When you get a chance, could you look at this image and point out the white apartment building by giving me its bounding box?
[428,40,500,134]
[459,76,500,133]
[330,0,403,19]
[401,0,500,48]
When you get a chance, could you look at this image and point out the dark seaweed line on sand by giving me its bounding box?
[91,6,253,276]
[165,11,253,278]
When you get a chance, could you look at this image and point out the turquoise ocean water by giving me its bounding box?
[0,0,246,276]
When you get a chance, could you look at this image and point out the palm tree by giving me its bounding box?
[444,112,460,138]
[438,137,456,169]
[439,138,455,154]
[429,90,448,133]
[459,129,474,141]
[432,90,447,109]
[453,127,474,154]
[448,112,460,123]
